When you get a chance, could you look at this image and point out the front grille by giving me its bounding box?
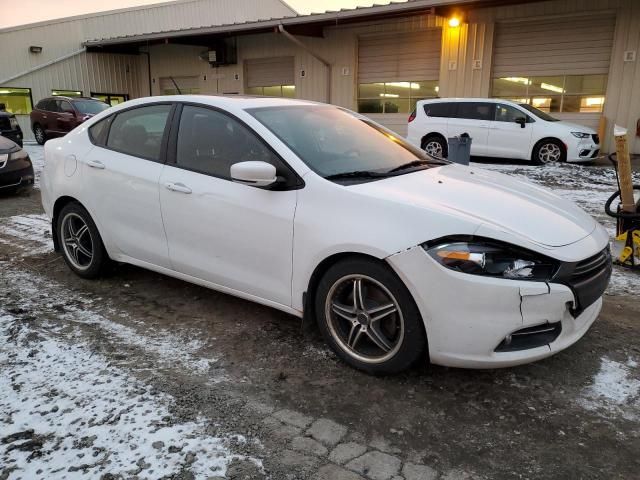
[495,322,562,352]
[554,247,612,316]
[592,133,600,144]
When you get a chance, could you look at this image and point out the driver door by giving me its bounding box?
[487,103,533,159]
[158,104,298,307]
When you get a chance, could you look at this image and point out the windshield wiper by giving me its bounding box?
[387,159,446,173]
[324,170,390,181]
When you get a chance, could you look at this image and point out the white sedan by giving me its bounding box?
[40,96,611,374]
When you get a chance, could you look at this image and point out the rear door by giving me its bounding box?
[487,103,533,159]
[81,103,174,267]
[446,102,492,156]
[42,99,59,136]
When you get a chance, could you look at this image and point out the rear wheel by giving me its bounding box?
[57,203,108,279]
[34,125,46,145]
[315,258,427,375]
[421,135,448,159]
[532,139,565,165]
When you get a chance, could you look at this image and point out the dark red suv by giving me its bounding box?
[30,96,110,145]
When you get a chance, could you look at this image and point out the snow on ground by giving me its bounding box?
[2,263,221,379]
[24,143,44,189]
[578,356,640,421]
[0,213,52,255]
[471,160,640,296]
[0,313,261,479]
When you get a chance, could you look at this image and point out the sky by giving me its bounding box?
[0,0,395,28]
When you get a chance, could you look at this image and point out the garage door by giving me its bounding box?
[491,15,615,120]
[492,15,616,77]
[245,57,295,88]
[358,29,441,83]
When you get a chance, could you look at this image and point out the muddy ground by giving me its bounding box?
[1,146,639,480]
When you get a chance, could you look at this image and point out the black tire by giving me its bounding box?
[314,257,427,375]
[34,125,46,145]
[57,202,109,279]
[532,139,565,165]
[421,134,448,159]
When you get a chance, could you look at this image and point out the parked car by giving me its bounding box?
[41,96,611,374]
[0,136,34,193]
[30,96,110,145]
[407,98,601,165]
[0,104,24,147]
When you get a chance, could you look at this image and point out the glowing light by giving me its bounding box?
[532,98,551,107]
[434,86,440,93]
[540,82,564,93]
[448,17,460,28]
[375,82,421,89]
[584,96,604,106]
[503,77,531,85]
[379,93,399,98]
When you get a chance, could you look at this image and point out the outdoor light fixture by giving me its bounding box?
[448,17,461,28]
[29,46,43,53]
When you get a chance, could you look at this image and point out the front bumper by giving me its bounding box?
[0,158,34,189]
[387,245,605,368]
[566,138,600,163]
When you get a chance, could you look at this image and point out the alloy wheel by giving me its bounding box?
[61,212,94,270]
[424,140,443,158]
[35,127,44,143]
[538,143,561,163]
[325,274,404,364]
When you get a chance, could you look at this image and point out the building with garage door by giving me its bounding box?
[1,0,640,154]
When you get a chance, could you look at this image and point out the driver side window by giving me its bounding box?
[175,105,281,180]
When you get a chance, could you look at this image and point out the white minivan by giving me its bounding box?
[407,98,601,164]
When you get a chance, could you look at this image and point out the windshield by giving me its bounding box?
[73,100,110,115]
[518,103,560,122]
[248,105,444,180]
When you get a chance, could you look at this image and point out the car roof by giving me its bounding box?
[114,94,322,111]
[419,98,521,106]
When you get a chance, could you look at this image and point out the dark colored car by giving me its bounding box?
[0,103,24,147]
[0,136,34,193]
[30,96,110,145]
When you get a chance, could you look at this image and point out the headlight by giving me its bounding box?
[9,149,29,161]
[423,239,558,281]
[9,117,19,129]
[571,132,590,138]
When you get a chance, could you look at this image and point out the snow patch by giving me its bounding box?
[0,213,53,255]
[578,356,640,421]
[0,313,261,479]
[23,144,44,189]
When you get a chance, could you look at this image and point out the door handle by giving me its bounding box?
[165,182,192,194]
[86,160,105,169]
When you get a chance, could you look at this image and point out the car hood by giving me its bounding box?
[352,164,597,248]
[554,120,597,134]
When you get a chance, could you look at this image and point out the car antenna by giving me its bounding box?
[169,76,182,94]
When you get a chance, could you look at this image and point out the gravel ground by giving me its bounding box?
[0,145,639,480]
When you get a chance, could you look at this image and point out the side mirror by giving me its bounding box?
[230,161,277,187]
[515,117,526,128]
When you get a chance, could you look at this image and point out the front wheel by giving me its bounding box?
[34,125,46,145]
[532,139,565,165]
[57,203,108,279]
[315,258,427,375]
[422,135,448,159]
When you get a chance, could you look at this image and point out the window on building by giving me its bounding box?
[245,85,296,98]
[107,104,172,161]
[91,93,129,106]
[176,105,282,179]
[358,81,439,114]
[0,87,33,115]
[52,89,83,97]
[491,74,607,113]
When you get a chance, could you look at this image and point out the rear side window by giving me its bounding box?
[454,102,493,121]
[89,116,112,145]
[106,104,171,161]
[423,102,453,118]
